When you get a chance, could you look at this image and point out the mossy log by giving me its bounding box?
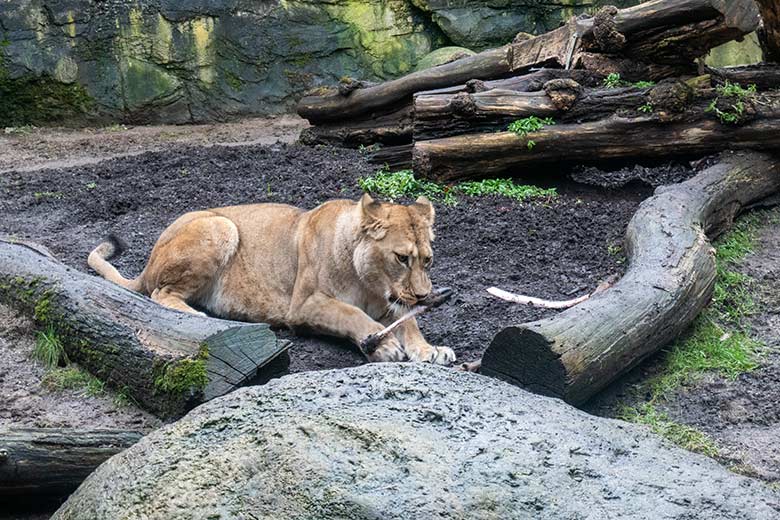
[0,240,289,418]
[481,152,780,405]
[757,0,780,62]
[297,0,758,124]
[413,82,780,181]
[0,428,142,504]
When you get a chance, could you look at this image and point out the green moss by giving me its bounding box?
[154,344,209,395]
[224,70,245,91]
[619,404,719,457]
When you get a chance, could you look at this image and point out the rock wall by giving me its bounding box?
[53,364,780,520]
[0,0,637,125]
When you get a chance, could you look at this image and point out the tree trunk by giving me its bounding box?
[413,85,780,181]
[298,105,414,148]
[480,152,780,405]
[0,240,289,418]
[757,0,780,62]
[0,428,141,503]
[297,0,758,124]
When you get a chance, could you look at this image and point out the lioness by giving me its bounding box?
[88,194,455,365]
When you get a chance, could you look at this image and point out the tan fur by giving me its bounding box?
[88,195,455,365]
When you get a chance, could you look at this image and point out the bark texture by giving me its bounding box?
[0,428,141,503]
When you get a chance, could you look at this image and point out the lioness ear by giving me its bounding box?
[412,196,435,224]
[359,193,387,240]
[412,196,435,240]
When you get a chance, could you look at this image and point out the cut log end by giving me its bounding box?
[480,326,567,399]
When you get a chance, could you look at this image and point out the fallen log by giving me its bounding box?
[413,82,780,181]
[757,0,780,62]
[297,0,758,124]
[0,428,141,503]
[298,105,414,147]
[0,240,289,418]
[481,151,780,405]
[709,64,780,90]
[413,82,648,140]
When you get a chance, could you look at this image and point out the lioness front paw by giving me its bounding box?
[406,345,456,365]
[368,337,408,363]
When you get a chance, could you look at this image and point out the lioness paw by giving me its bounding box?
[431,346,456,365]
[406,345,456,365]
[368,338,408,363]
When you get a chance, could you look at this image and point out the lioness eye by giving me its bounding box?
[396,254,410,267]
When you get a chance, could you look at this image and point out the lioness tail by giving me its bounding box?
[87,234,143,292]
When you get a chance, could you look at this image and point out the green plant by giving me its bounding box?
[358,169,456,205]
[104,123,127,132]
[638,103,653,114]
[526,140,536,150]
[33,327,67,369]
[34,191,64,201]
[633,80,656,88]
[603,73,623,88]
[706,81,757,125]
[507,116,555,138]
[357,170,556,205]
[85,182,97,190]
[4,125,37,135]
[457,179,557,202]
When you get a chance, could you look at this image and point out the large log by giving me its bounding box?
[413,83,649,140]
[297,0,758,124]
[757,0,780,62]
[709,63,780,90]
[0,428,141,503]
[413,83,780,181]
[481,152,780,405]
[0,240,289,418]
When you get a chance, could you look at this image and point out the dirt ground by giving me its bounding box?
[0,115,306,174]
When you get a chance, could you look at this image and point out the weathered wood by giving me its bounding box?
[413,83,780,181]
[0,240,289,418]
[709,64,780,90]
[413,83,648,140]
[481,152,780,405]
[297,0,758,123]
[757,0,780,62]
[298,105,413,147]
[0,428,141,503]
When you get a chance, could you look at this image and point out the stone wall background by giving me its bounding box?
[1,0,641,125]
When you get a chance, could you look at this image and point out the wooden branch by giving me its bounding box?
[297,0,757,124]
[0,240,289,418]
[413,84,780,181]
[298,105,414,148]
[480,152,780,405]
[757,0,780,62]
[487,288,590,310]
[0,428,141,503]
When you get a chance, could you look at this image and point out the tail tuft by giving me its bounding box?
[104,233,128,260]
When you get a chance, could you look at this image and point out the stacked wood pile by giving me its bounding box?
[297,0,780,179]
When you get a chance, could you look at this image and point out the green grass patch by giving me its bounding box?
[507,116,555,137]
[358,169,556,205]
[33,327,67,369]
[41,366,106,397]
[619,403,719,457]
[707,81,757,125]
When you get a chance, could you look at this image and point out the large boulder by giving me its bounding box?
[0,0,641,125]
[54,364,779,520]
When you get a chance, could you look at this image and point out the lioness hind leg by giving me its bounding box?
[144,214,239,317]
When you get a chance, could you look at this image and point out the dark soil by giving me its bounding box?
[0,143,654,372]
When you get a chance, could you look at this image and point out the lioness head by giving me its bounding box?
[355,193,435,308]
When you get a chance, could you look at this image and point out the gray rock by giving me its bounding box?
[53,363,779,520]
[411,0,640,50]
[415,46,475,71]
